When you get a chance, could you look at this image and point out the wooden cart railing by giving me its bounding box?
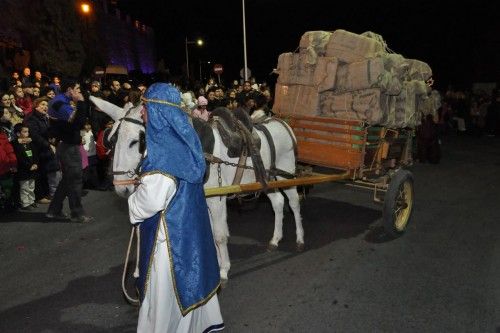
[205,114,413,197]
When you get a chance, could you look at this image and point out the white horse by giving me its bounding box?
[90,96,304,282]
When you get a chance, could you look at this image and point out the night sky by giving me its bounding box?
[118,0,500,91]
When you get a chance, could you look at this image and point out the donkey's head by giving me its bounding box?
[90,96,145,198]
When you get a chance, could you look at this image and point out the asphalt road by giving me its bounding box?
[0,132,499,333]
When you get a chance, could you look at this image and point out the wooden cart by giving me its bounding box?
[204,114,415,237]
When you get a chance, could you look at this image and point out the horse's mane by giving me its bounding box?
[192,117,215,155]
[210,107,237,131]
[233,107,253,131]
[211,106,254,132]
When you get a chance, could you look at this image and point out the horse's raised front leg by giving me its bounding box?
[283,186,304,252]
[206,196,231,282]
[266,191,285,251]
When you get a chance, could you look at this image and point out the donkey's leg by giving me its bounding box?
[266,191,285,251]
[207,196,231,281]
[282,186,304,252]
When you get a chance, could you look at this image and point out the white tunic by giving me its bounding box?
[128,173,224,333]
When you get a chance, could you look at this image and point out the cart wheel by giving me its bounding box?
[382,169,414,237]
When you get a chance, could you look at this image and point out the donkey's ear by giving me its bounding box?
[89,96,125,121]
[138,130,146,155]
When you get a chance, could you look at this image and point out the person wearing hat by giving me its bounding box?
[128,83,223,332]
[192,95,210,121]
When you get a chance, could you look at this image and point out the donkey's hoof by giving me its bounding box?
[267,243,278,252]
[296,242,305,252]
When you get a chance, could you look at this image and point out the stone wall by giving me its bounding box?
[0,0,156,77]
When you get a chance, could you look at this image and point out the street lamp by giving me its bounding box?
[185,37,204,80]
[79,2,91,36]
[80,2,91,14]
[199,60,211,81]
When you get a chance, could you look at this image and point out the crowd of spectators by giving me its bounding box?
[0,65,276,215]
[1,65,499,214]
[180,77,274,121]
[0,67,143,215]
[415,87,500,164]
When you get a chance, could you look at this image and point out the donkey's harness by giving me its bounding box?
[204,113,298,190]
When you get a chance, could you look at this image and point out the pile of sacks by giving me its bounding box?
[273,29,440,128]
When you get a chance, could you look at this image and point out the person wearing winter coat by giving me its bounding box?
[0,109,17,211]
[46,79,93,223]
[12,123,39,210]
[192,96,210,121]
[13,85,33,117]
[24,97,60,203]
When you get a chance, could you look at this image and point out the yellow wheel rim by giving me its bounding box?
[394,181,413,231]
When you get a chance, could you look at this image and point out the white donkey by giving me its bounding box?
[90,96,304,282]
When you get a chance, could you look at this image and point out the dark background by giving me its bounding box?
[117,0,500,90]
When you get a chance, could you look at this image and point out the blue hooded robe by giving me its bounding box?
[136,83,220,316]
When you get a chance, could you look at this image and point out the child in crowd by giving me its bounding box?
[81,120,98,189]
[12,123,38,210]
[45,137,61,200]
[192,96,210,121]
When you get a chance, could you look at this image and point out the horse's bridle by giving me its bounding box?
[110,111,146,186]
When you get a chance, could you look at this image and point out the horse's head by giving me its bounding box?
[90,97,145,198]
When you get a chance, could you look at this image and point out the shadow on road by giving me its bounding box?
[0,211,49,223]
[225,196,382,261]
[0,265,137,332]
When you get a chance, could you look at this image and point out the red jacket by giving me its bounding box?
[16,97,33,116]
[0,132,17,176]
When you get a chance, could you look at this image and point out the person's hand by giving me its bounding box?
[30,164,38,171]
[73,91,84,102]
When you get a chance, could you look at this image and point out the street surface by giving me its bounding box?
[0,132,499,332]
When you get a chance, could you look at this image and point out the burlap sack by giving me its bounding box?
[276,53,316,86]
[273,83,321,116]
[319,89,387,124]
[277,53,338,90]
[334,56,406,95]
[315,56,338,92]
[416,89,441,120]
[299,31,332,65]
[406,59,432,81]
[395,82,418,128]
[325,29,386,63]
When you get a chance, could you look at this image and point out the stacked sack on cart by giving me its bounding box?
[273,29,441,128]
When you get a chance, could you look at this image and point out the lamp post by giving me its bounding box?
[80,2,91,35]
[242,0,248,81]
[199,60,211,82]
[79,2,92,75]
[185,37,203,80]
